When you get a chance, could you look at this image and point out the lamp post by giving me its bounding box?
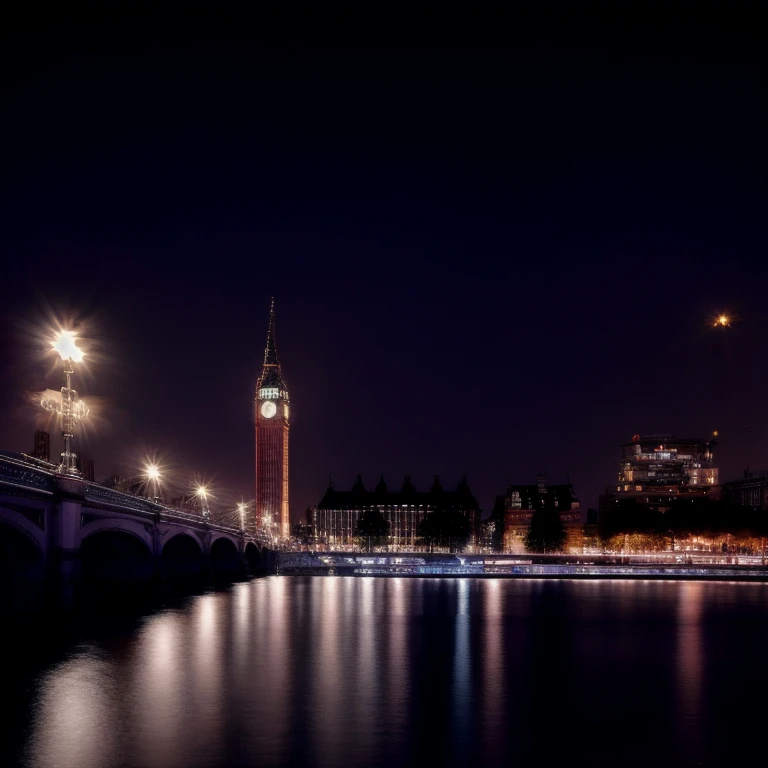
[42,330,89,476]
[238,502,247,531]
[144,462,162,503]
[196,485,210,520]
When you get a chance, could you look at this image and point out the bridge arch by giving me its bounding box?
[158,526,205,551]
[0,505,46,555]
[79,517,154,552]
[162,533,205,578]
[0,518,45,610]
[245,540,276,575]
[80,529,154,585]
[210,536,242,577]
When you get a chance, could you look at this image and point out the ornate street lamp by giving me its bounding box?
[42,330,89,476]
[196,485,211,519]
[144,462,162,502]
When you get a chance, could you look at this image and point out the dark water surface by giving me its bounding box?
[4,577,768,767]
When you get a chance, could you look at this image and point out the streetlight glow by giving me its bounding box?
[143,461,163,502]
[195,483,211,519]
[51,330,85,362]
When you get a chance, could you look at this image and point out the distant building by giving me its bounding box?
[722,469,768,510]
[599,433,719,515]
[31,430,51,463]
[77,455,95,482]
[290,521,313,541]
[488,473,581,553]
[312,474,481,550]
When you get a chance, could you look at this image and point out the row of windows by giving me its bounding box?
[259,387,287,400]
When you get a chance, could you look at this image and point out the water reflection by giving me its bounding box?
[676,581,704,762]
[451,580,472,760]
[132,613,185,768]
[28,649,123,768]
[481,579,504,765]
[16,578,768,768]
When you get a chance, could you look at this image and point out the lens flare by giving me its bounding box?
[51,330,85,362]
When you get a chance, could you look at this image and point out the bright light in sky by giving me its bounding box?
[145,463,161,482]
[52,330,85,362]
[196,485,208,499]
[713,314,730,327]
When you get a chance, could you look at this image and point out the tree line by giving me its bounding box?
[598,498,768,541]
[355,508,472,553]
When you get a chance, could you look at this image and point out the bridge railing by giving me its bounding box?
[2,451,276,546]
[0,452,57,494]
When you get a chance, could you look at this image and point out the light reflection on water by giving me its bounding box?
[16,578,768,768]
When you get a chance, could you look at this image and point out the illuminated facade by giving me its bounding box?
[255,300,290,540]
[722,470,768,510]
[599,433,719,514]
[312,474,481,550]
[488,473,582,553]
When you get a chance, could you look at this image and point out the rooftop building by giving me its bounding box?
[600,433,719,515]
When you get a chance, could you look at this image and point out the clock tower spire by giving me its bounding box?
[255,298,290,541]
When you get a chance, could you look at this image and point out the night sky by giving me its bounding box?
[1,35,765,521]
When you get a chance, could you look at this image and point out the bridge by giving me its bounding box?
[0,451,277,608]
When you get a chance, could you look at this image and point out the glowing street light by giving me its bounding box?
[237,502,247,531]
[52,330,85,363]
[196,484,211,519]
[713,314,730,328]
[41,329,89,476]
[144,462,162,502]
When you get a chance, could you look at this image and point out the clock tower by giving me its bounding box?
[255,299,290,540]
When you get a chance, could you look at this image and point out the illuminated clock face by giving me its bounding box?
[261,401,277,419]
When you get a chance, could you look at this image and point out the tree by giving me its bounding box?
[597,498,666,551]
[356,509,389,552]
[417,509,472,553]
[524,506,566,554]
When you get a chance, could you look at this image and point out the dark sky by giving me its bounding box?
[1,35,765,520]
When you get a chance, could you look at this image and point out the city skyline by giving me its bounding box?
[1,44,765,521]
[0,317,754,523]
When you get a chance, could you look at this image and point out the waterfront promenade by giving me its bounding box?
[278,551,768,580]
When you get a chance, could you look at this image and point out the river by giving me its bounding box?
[3,576,768,767]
